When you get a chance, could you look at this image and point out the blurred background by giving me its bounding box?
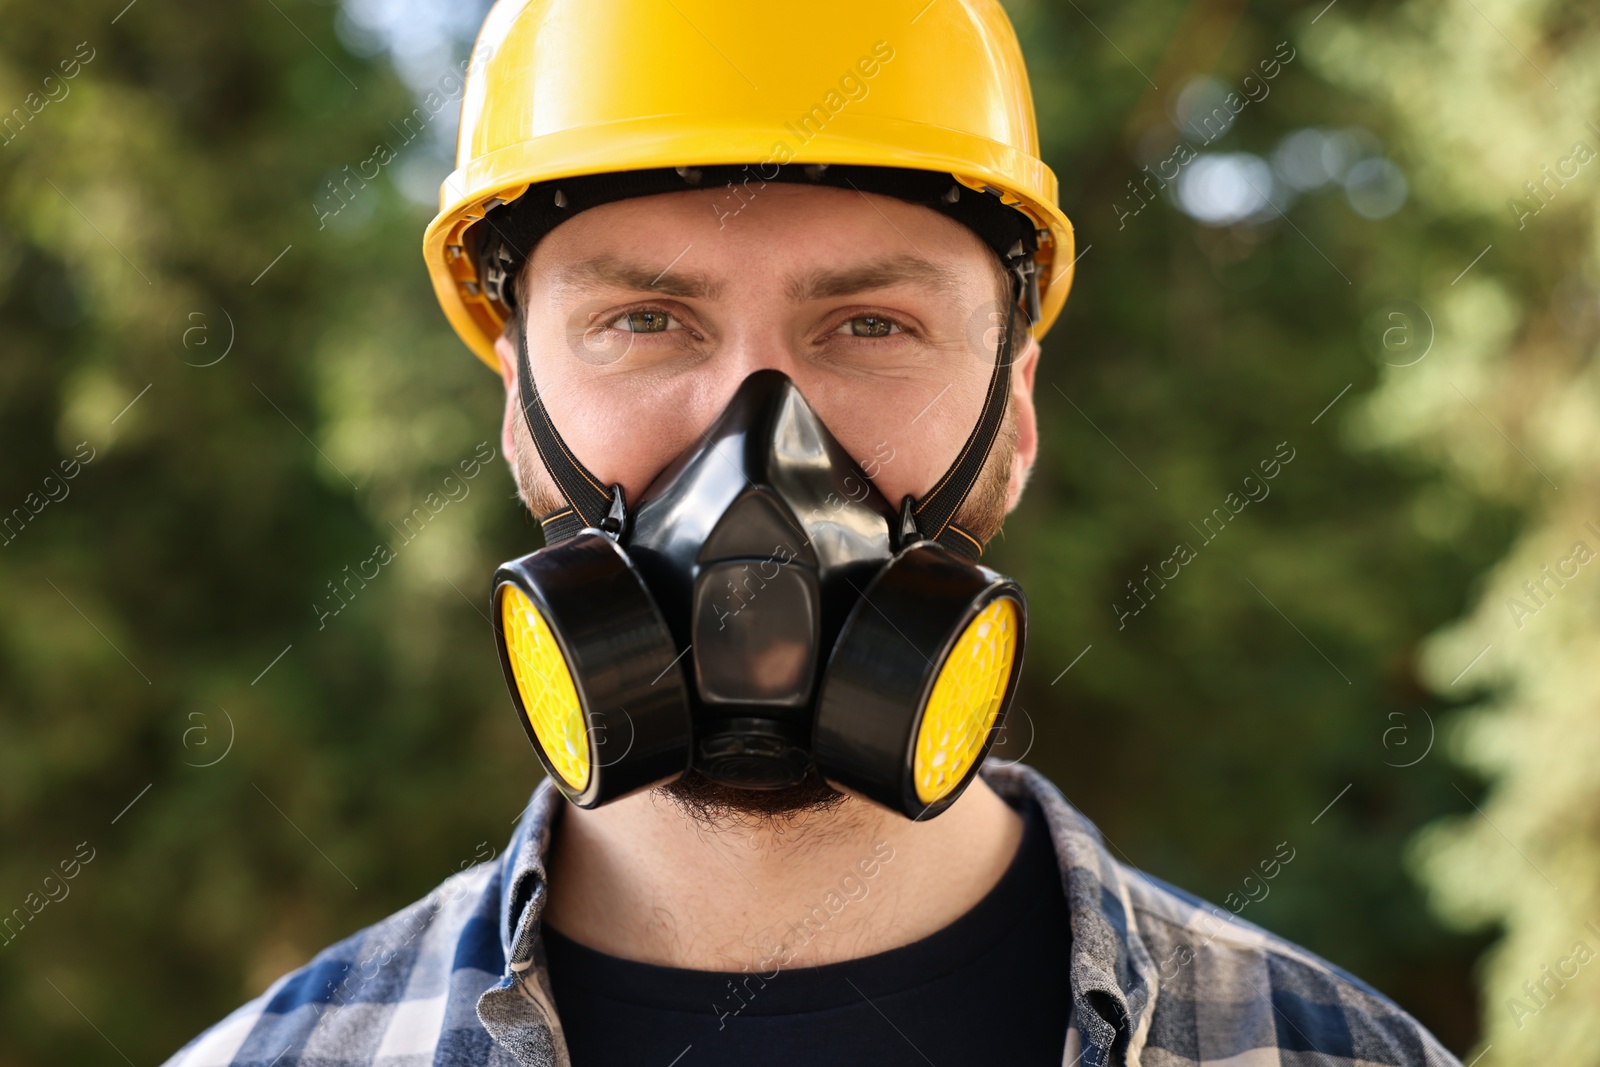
[2,0,1596,1062]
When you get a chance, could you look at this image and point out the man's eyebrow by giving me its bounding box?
[786,255,964,303]
[554,256,723,300]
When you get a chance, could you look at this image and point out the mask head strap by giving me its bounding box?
[517,324,614,543]
[509,169,1039,557]
[521,265,1030,561]
[906,259,1029,560]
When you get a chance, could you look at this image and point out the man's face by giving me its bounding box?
[492,181,1040,826]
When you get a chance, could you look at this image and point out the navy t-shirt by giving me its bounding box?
[542,791,1072,1065]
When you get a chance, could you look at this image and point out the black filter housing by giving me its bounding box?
[492,532,692,807]
[813,542,1026,820]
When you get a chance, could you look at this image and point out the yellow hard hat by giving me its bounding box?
[424,0,1076,372]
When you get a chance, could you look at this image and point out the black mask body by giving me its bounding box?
[492,274,1031,821]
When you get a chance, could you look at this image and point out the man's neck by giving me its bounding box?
[540,776,1025,972]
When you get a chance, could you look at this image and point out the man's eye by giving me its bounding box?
[608,309,680,333]
[835,315,901,338]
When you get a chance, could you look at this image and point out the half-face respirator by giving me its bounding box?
[487,171,1036,821]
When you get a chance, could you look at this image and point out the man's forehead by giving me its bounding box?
[545,252,966,304]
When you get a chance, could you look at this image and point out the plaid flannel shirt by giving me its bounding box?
[161,760,1464,1067]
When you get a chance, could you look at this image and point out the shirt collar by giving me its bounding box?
[494,760,1159,1066]
[498,782,563,973]
[982,760,1160,1066]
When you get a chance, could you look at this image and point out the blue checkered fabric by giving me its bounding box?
[160,761,1464,1066]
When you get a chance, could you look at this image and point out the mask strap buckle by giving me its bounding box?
[897,495,923,547]
[599,483,628,539]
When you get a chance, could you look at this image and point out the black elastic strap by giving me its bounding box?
[911,264,1026,561]
[525,267,1025,560]
[524,252,1030,560]
[537,505,585,545]
[518,325,614,531]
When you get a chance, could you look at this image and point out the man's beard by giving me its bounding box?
[656,764,851,832]
[514,400,1019,828]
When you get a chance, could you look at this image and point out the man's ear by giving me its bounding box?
[493,331,521,485]
[1005,332,1041,513]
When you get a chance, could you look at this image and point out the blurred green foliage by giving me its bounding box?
[0,1,537,1061]
[1307,1,1600,1062]
[2,0,1592,1064]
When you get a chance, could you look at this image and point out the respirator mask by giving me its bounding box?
[484,165,1039,821]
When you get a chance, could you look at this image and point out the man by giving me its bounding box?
[162,2,1464,1065]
